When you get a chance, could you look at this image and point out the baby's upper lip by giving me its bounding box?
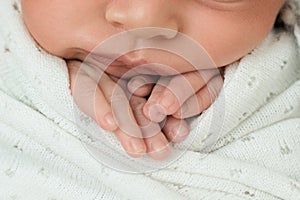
[88,51,148,67]
[88,52,124,66]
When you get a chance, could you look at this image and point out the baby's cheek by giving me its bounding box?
[202,36,253,67]
[210,20,276,67]
[22,1,74,58]
[22,5,53,53]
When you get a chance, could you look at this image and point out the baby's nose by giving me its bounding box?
[105,0,179,39]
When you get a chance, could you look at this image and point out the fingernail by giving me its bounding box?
[128,77,146,92]
[129,139,146,155]
[159,90,177,113]
[103,113,117,129]
[148,104,166,122]
[150,141,171,160]
[172,124,190,142]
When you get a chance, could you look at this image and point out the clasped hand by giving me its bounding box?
[68,60,223,160]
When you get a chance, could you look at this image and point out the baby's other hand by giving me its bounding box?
[128,75,191,143]
[139,69,224,122]
[121,74,189,158]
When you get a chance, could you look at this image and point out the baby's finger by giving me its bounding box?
[173,75,224,119]
[68,61,118,131]
[114,128,147,158]
[162,116,190,143]
[127,75,157,97]
[146,132,171,160]
[99,73,148,156]
[156,69,220,116]
[98,73,144,139]
[143,77,170,122]
[130,96,171,160]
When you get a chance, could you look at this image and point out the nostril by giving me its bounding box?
[110,21,124,29]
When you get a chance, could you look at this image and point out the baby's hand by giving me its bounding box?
[127,69,224,153]
[67,60,187,160]
[68,60,146,157]
[129,95,190,159]
[68,60,223,160]
[128,68,224,122]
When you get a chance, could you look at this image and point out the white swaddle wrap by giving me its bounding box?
[0,0,300,199]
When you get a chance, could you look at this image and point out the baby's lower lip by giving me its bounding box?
[106,63,181,78]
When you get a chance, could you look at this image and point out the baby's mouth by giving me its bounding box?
[85,51,181,79]
[86,52,145,78]
[88,52,126,66]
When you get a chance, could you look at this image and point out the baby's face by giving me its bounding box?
[22,0,285,77]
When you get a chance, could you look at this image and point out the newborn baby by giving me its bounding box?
[1,0,300,199]
[21,0,286,159]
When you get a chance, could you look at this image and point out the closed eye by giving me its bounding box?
[196,0,248,11]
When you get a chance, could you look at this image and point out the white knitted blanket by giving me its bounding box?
[0,0,300,199]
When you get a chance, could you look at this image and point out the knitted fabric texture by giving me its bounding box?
[0,0,300,199]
